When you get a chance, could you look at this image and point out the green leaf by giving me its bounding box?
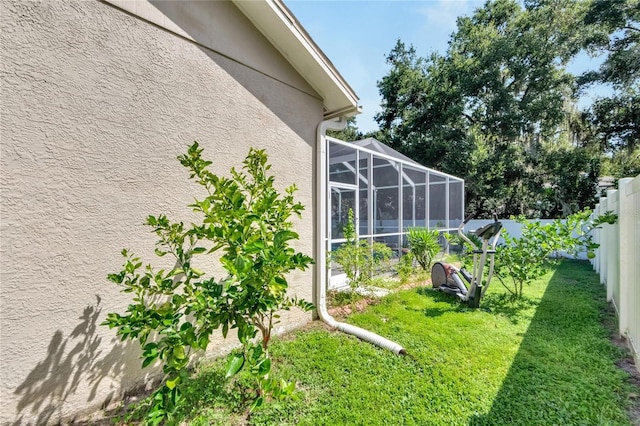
[142,356,156,368]
[139,275,150,287]
[257,357,271,376]
[198,335,210,350]
[269,276,288,293]
[166,269,184,279]
[143,342,158,352]
[191,267,205,276]
[250,396,264,412]
[296,299,315,311]
[166,376,180,390]
[173,345,186,360]
[234,255,247,274]
[225,353,244,378]
[285,380,296,394]
[274,230,298,248]
[184,329,196,346]
[107,272,124,284]
[222,322,229,338]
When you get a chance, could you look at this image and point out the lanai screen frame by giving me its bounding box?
[326,136,464,270]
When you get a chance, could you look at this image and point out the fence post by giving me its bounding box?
[592,203,600,272]
[606,189,620,306]
[618,178,634,337]
[599,196,608,287]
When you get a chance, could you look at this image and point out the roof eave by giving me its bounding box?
[232,0,360,119]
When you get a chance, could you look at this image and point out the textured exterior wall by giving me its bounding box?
[0,1,323,424]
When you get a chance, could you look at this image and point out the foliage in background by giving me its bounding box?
[396,253,415,283]
[370,0,638,217]
[496,208,617,298]
[540,144,600,217]
[445,230,483,272]
[601,146,640,178]
[326,116,364,142]
[330,209,392,295]
[375,0,587,218]
[405,227,441,271]
[580,0,639,171]
[103,142,313,424]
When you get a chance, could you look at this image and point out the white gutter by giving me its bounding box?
[316,117,406,356]
[232,0,359,118]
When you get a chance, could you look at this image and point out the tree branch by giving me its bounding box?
[463,113,476,124]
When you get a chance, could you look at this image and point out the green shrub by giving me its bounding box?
[496,208,617,298]
[406,227,441,271]
[330,209,392,294]
[396,253,415,283]
[103,142,313,424]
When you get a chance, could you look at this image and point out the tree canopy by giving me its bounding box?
[580,0,639,170]
[368,0,639,218]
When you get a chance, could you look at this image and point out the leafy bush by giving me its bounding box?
[396,253,415,283]
[103,142,313,424]
[406,227,441,271]
[330,209,392,294]
[496,208,616,298]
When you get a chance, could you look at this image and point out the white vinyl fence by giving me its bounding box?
[591,176,640,367]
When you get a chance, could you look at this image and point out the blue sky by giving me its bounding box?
[285,0,606,133]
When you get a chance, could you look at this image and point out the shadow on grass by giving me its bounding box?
[177,369,245,417]
[413,287,466,318]
[481,292,538,325]
[469,260,631,425]
[414,286,464,306]
[414,286,537,323]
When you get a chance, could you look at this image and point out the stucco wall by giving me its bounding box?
[0,1,323,424]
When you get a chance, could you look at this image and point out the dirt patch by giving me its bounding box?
[398,278,431,291]
[71,381,158,425]
[326,278,432,319]
[327,297,378,318]
[606,303,640,425]
[610,333,640,424]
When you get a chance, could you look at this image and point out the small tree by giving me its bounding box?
[496,220,560,298]
[496,209,616,298]
[406,227,441,271]
[103,142,313,423]
[330,209,392,295]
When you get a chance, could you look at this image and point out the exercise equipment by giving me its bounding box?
[431,215,502,308]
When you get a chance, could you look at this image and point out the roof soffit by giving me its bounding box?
[232,0,360,118]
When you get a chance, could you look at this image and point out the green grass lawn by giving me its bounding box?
[159,260,635,425]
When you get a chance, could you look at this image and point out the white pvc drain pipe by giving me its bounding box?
[315,117,406,356]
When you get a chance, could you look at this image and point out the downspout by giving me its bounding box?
[316,117,406,355]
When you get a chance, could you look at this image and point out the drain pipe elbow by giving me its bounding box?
[315,117,406,356]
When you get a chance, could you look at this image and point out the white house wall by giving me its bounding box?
[0,1,323,423]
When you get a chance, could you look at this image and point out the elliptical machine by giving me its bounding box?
[431,214,502,308]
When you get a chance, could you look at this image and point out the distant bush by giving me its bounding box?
[406,227,441,271]
[496,208,617,298]
[331,209,392,294]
